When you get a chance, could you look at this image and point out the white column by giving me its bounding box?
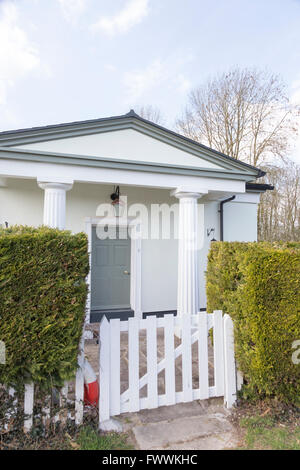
[172,188,204,317]
[38,182,73,230]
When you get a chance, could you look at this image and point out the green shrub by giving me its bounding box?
[0,226,89,389]
[206,242,300,405]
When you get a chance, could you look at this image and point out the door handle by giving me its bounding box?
[123,270,130,275]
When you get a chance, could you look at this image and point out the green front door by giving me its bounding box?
[91,227,131,311]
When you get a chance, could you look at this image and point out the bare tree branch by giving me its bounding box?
[176,67,299,167]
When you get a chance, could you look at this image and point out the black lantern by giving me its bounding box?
[110,186,124,217]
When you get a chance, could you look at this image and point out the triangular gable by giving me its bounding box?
[14,128,224,171]
[0,111,264,178]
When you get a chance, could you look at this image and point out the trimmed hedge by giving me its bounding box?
[0,226,89,389]
[206,242,300,405]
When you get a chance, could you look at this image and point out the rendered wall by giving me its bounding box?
[0,179,180,313]
[223,200,258,242]
[17,128,221,170]
[0,178,259,314]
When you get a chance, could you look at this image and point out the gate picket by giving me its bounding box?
[146,315,158,409]
[181,314,193,402]
[198,313,209,399]
[98,311,237,428]
[164,314,176,406]
[110,319,121,416]
[128,317,139,412]
[99,316,110,423]
[213,310,225,397]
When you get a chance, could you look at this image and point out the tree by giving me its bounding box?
[176,68,298,167]
[258,160,300,241]
[136,105,164,125]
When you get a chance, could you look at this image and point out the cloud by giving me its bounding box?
[176,74,192,94]
[0,2,40,107]
[57,0,88,24]
[124,60,166,102]
[123,55,193,104]
[91,0,149,36]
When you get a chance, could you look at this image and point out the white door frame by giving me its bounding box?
[85,216,142,322]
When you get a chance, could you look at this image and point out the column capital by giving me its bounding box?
[38,181,73,192]
[171,186,208,200]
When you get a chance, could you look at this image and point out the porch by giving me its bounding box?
[0,111,263,320]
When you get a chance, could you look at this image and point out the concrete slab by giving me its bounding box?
[121,399,225,425]
[152,432,238,450]
[133,413,234,450]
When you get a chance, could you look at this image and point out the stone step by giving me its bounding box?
[132,412,234,450]
[152,432,238,450]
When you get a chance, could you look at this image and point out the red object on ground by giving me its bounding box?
[84,381,99,406]
[83,359,99,406]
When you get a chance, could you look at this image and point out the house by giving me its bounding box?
[0,110,272,322]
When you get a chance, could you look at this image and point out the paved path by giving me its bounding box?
[120,399,238,450]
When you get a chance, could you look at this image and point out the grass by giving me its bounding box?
[237,415,300,450]
[75,426,133,451]
[0,426,133,451]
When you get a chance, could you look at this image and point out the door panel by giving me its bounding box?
[91,227,131,310]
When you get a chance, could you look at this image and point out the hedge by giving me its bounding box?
[0,226,89,389]
[206,242,300,405]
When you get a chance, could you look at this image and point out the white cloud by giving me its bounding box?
[91,0,149,36]
[176,74,192,94]
[0,2,40,107]
[57,0,88,24]
[123,55,193,104]
[124,60,166,102]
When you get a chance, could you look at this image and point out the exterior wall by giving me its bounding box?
[199,201,220,309]
[223,198,259,242]
[17,128,221,170]
[0,178,43,227]
[0,179,180,313]
[0,178,260,315]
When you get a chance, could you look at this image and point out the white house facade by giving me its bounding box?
[0,110,272,322]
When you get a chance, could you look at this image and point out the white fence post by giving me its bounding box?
[4,387,17,431]
[213,310,225,396]
[237,369,244,392]
[24,383,34,433]
[223,314,237,408]
[75,335,85,425]
[99,316,110,427]
[198,312,209,400]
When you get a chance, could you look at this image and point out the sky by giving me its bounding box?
[1,0,300,162]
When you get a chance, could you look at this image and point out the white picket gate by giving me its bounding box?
[99,311,238,428]
[1,311,238,433]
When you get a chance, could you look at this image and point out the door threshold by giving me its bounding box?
[90,309,134,323]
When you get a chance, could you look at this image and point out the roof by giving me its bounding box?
[0,109,265,180]
[246,182,274,192]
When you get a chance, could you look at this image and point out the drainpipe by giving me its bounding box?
[219,196,236,241]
